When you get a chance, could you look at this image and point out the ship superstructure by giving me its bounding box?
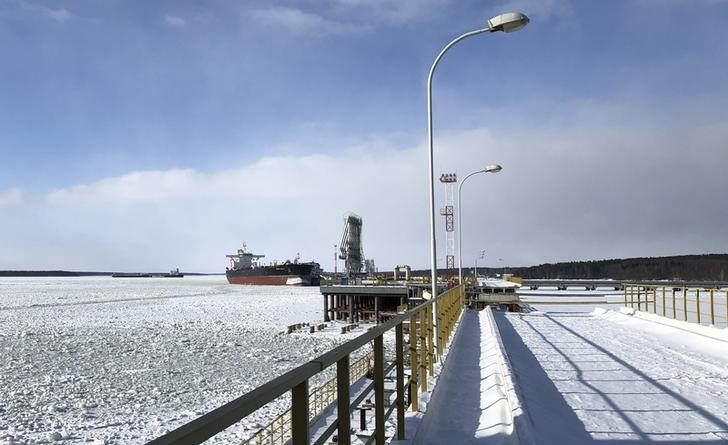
[225,243,320,286]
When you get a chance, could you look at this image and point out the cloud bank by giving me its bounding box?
[2,94,727,273]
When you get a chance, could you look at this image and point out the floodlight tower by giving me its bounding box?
[439,173,457,273]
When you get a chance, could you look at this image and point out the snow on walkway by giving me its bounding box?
[412,307,728,444]
[412,309,524,445]
[496,310,728,443]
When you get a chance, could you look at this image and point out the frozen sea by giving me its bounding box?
[0,276,362,444]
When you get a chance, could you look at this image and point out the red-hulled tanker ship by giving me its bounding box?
[225,243,321,286]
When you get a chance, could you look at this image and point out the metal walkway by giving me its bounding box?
[414,309,728,444]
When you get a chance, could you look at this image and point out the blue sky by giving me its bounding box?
[1,0,727,272]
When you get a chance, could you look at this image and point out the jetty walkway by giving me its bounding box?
[412,307,728,444]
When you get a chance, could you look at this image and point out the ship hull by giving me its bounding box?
[226,274,311,286]
[226,263,320,286]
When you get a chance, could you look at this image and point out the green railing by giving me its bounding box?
[148,285,465,445]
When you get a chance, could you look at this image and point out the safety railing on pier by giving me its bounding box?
[148,285,465,445]
[623,284,728,329]
[241,352,373,445]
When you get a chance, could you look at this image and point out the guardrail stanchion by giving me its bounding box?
[437,293,444,356]
[662,287,666,317]
[409,313,418,412]
[427,304,434,376]
[419,308,428,393]
[683,288,688,321]
[374,334,385,445]
[710,288,715,325]
[637,287,642,311]
[336,355,351,445]
[395,323,406,440]
[291,380,309,445]
[696,289,701,325]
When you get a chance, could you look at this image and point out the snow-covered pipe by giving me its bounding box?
[484,306,537,445]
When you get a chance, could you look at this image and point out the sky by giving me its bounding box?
[1,0,727,273]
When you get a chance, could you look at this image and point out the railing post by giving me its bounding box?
[637,287,642,311]
[291,380,309,445]
[683,288,688,321]
[409,314,418,412]
[710,288,715,325]
[395,323,406,440]
[336,355,351,445]
[630,285,634,307]
[374,335,385,445]
[426,304,434,376]
[419,308,428,393]
[623,285,627,307]
[672,287,676,320]
[696,289,701,324]
[662,287,666,317]
[437,297,443,356]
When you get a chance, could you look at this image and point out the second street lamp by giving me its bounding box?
[427,11,529,353]
[457,165,502,285]
[474,250,486,280]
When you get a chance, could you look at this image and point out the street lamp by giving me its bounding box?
[457,165,502,284]
[427,12,528,352]
[474,250,486,280]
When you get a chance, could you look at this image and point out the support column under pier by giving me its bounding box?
[375,296,380,324]
[350,296,355,323]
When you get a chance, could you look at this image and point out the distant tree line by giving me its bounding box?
[406,254,728,281]
[0,270,111,277]
[487,254,728,281]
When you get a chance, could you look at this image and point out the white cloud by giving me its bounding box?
[249,7,368,35]
[0,188,23,206]
[494,0,575,25]
[20,1,74,22]
[3,95,728,272]
[333,0,448,25]
[164,14,186,27]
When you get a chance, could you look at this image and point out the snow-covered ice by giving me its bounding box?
[0,276,365,444]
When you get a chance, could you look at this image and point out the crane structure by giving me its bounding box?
[440,173,457,272]
[339,213,364,277]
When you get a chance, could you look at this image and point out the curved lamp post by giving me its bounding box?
[427,12,529,352]
[474,250,486,280]
[457,165,502,284]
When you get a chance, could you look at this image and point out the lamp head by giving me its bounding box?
[483,164,503,173]
[487,12,529,33]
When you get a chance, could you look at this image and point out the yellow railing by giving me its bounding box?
[623,284,728,328]
[241,352,374,445]
[408,284,463,412]
[150,284,467,445]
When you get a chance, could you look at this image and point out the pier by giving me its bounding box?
[148,280,728,445]
[320,285,418,324]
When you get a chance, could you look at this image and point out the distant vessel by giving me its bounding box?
[111,272,152,278]
[163,268,184,278]
[112,268,184,278]
[225,243,321,286]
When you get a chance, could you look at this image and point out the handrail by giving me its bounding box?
[623,284,728,328]
[242,352,373,445]
[148,285,466,445]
